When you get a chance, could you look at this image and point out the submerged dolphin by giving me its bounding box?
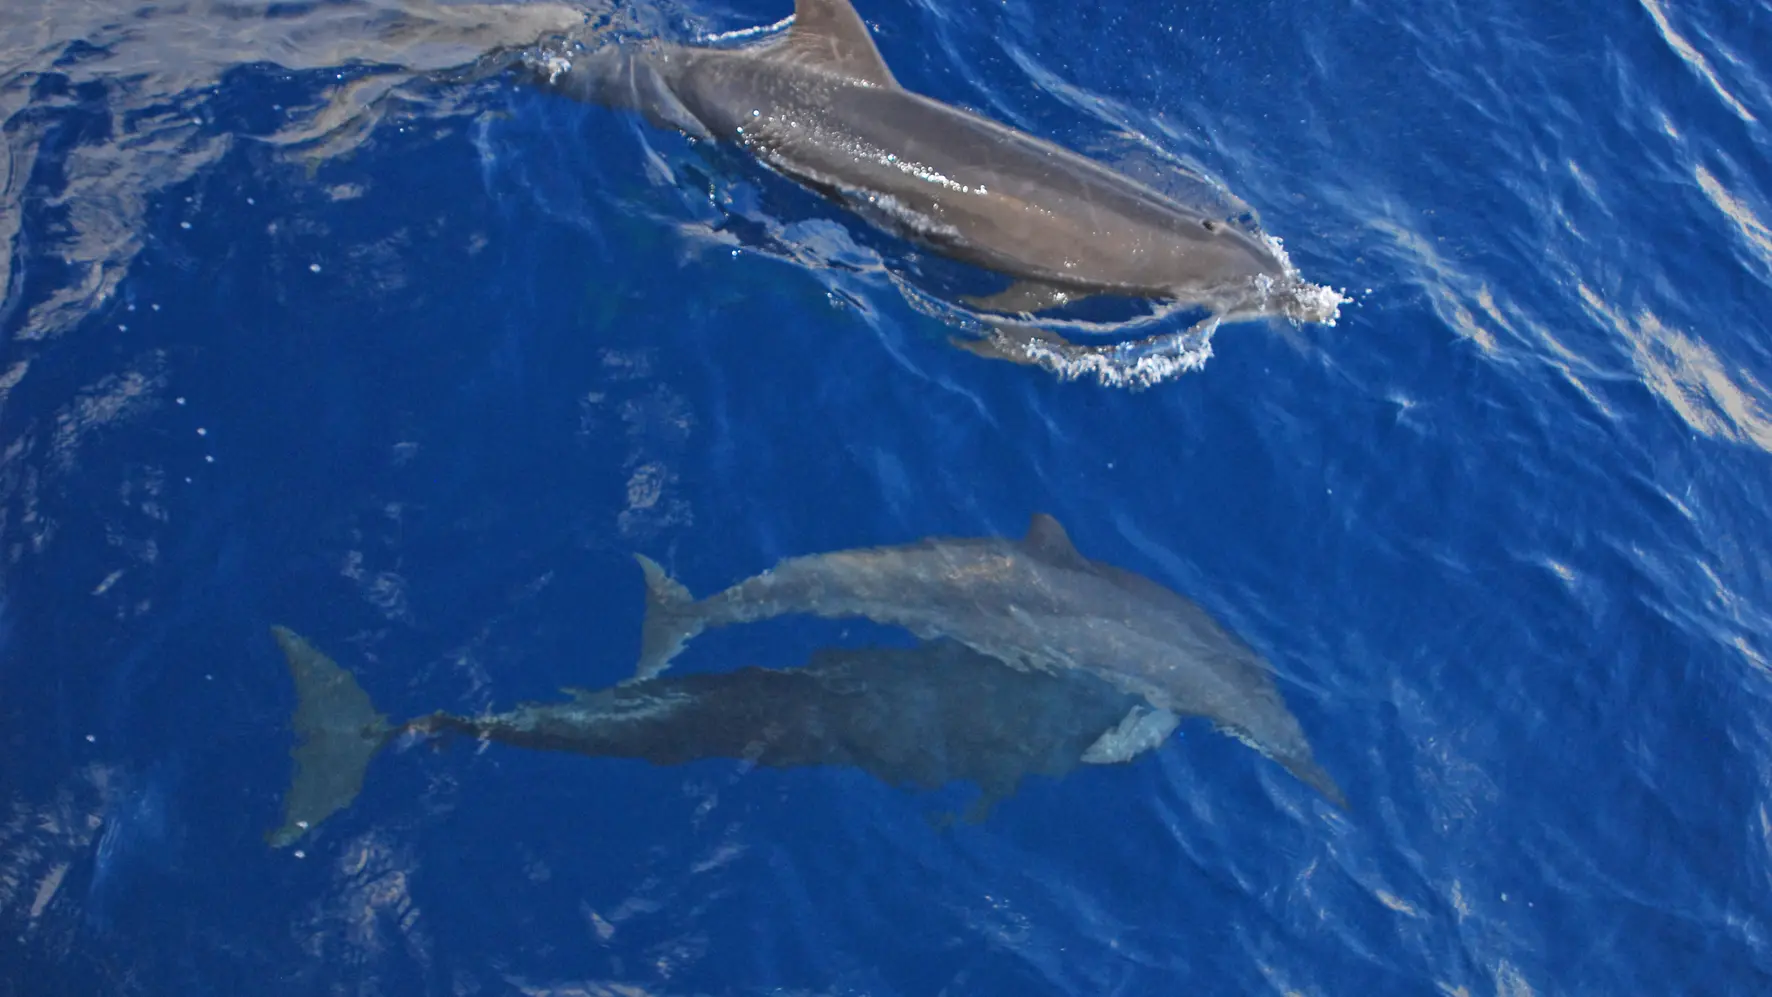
[518,0,1343,331]
[267,626,1165,847]
[635,513,1346,807]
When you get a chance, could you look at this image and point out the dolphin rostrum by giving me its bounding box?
[518,0,1344,340]
[267,625,1167,847]
[634,513,1346,808]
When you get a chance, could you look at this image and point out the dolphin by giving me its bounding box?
[267,625,1169,847]
[634,513,1347,808]
[517,0,1343,332]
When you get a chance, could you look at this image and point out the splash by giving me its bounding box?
[955,317,1219,390]
[939,229,1346,388]
[1255,235,1350,326]
[948,265,1348,390]
[697,14,797,46]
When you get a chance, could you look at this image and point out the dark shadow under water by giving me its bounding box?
[267,625,1152,848]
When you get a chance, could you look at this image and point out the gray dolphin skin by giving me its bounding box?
[267,625,1162,847]
[519,0,1343,328]
[635,513,1346,808]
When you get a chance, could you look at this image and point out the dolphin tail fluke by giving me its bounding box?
[633,554,703,681]
[267,626,397,849]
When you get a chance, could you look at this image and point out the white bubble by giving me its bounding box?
[309,263,322,273]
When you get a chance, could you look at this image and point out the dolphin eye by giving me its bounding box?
[1201,219,1220,233]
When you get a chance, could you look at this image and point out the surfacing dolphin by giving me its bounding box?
[266,625,1163,847]
[516,0,1344,367]
[635,513,1346,808]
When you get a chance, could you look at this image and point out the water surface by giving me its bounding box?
[2,0,1770,993]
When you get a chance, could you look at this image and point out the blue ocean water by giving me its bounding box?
[3,0,1771,993]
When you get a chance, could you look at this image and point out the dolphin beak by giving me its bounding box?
[1282,754,1349,811]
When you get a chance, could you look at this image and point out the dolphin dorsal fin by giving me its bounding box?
[1022,513,1090,570]
[776,0,899,88]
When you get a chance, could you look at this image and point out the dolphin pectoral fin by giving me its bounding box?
[267,626,396,849]
[632,554,704,681]
[926,783,1014,830]
[961,281,1083,316]
[771,0,900,88]
[959,788,1007,825]
[1081,707,1181,764]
